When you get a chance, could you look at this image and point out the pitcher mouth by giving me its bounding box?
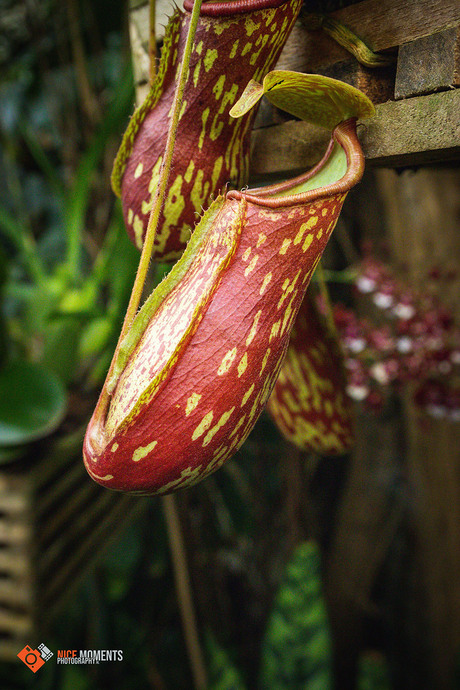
[183,0,290,17]
[227,119,365,208]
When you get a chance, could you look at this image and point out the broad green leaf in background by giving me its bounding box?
[0,360,66,446]
[260,541,333,690]
[206,634,247,690]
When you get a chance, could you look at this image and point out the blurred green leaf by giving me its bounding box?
[0,359,66,446]
[78,316,113,359]
[0,444,28,464]
[41,316,83,384]
[260,541,333,690]
[64,66,134,281]
[206,634,247,690]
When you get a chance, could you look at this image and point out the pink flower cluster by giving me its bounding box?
[329,257,460,419]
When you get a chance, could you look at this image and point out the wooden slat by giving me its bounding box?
[37,480,99,547]
[360,89,460,165]
[29,427,86,492]
[39,498,145,619]
[35,461,86,517]
[0,551,30,578]
[331,0,460,52]
[37,490,116,575]
[276,0,460,78]
[0,519,31,545]
[0,641,32,661]
[0,580,33,607]
[395,26,460,98]
[0,609,33,636]
[249,89,460,174]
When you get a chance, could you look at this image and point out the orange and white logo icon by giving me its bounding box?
[17,643,53,672]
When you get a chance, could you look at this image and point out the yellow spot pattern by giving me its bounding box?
[133,440,158,462]
[157,465,203,495]
[246,310,262,346]
[260,272,272,295]
[190,169,210,213]
[204,48,218,72]
[270,320,281,342]
[302,234,314,253]
[193,60,201,88]
[133,215,144,250]
[184,160,195,184]
[91,472,114,481]
[244,254,259,277]
[202,407,235,447]
[242,383,255,407]
[192,411,214,441]
[229,414,246,439]
[198,108,210,150]
[185,393,202,416]
[260,348,271,376]
[279,238,291,255]
[238,352,248,377]
[229,40,239,59]
[218,347,237,375]
[213,74,226,100]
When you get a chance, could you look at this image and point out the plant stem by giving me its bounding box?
[106,0,203,388]
[149,0,157,84]
[162,494,208,690]
[65,0,101,125]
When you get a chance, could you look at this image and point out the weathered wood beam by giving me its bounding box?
[250,89,460,174]
[330,0,460,52]
[395,26,460,98]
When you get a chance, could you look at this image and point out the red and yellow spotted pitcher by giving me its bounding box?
[267,292,354,455]
[83,71,373,495]
[112,0,302,260]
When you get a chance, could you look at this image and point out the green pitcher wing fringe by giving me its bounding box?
[84,73,370,495]
[106,196,228,395]
[111,8,183,197]
[267,293,354,455]
[112,0,303,260]
[260,541,333,690]
[230,69,375,128]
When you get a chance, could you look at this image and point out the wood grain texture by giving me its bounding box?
[0,429,145,660]
[331,0,460,52]
[373,168,460,688]
[395,26,460,98]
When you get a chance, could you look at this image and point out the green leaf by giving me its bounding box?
[0,360,66,446]
[41,317,84,385]
[260,541,333,690]
[0,444,28,465]
[206,634,247,690]
[230,70,375,129]
[78,316,113,359]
